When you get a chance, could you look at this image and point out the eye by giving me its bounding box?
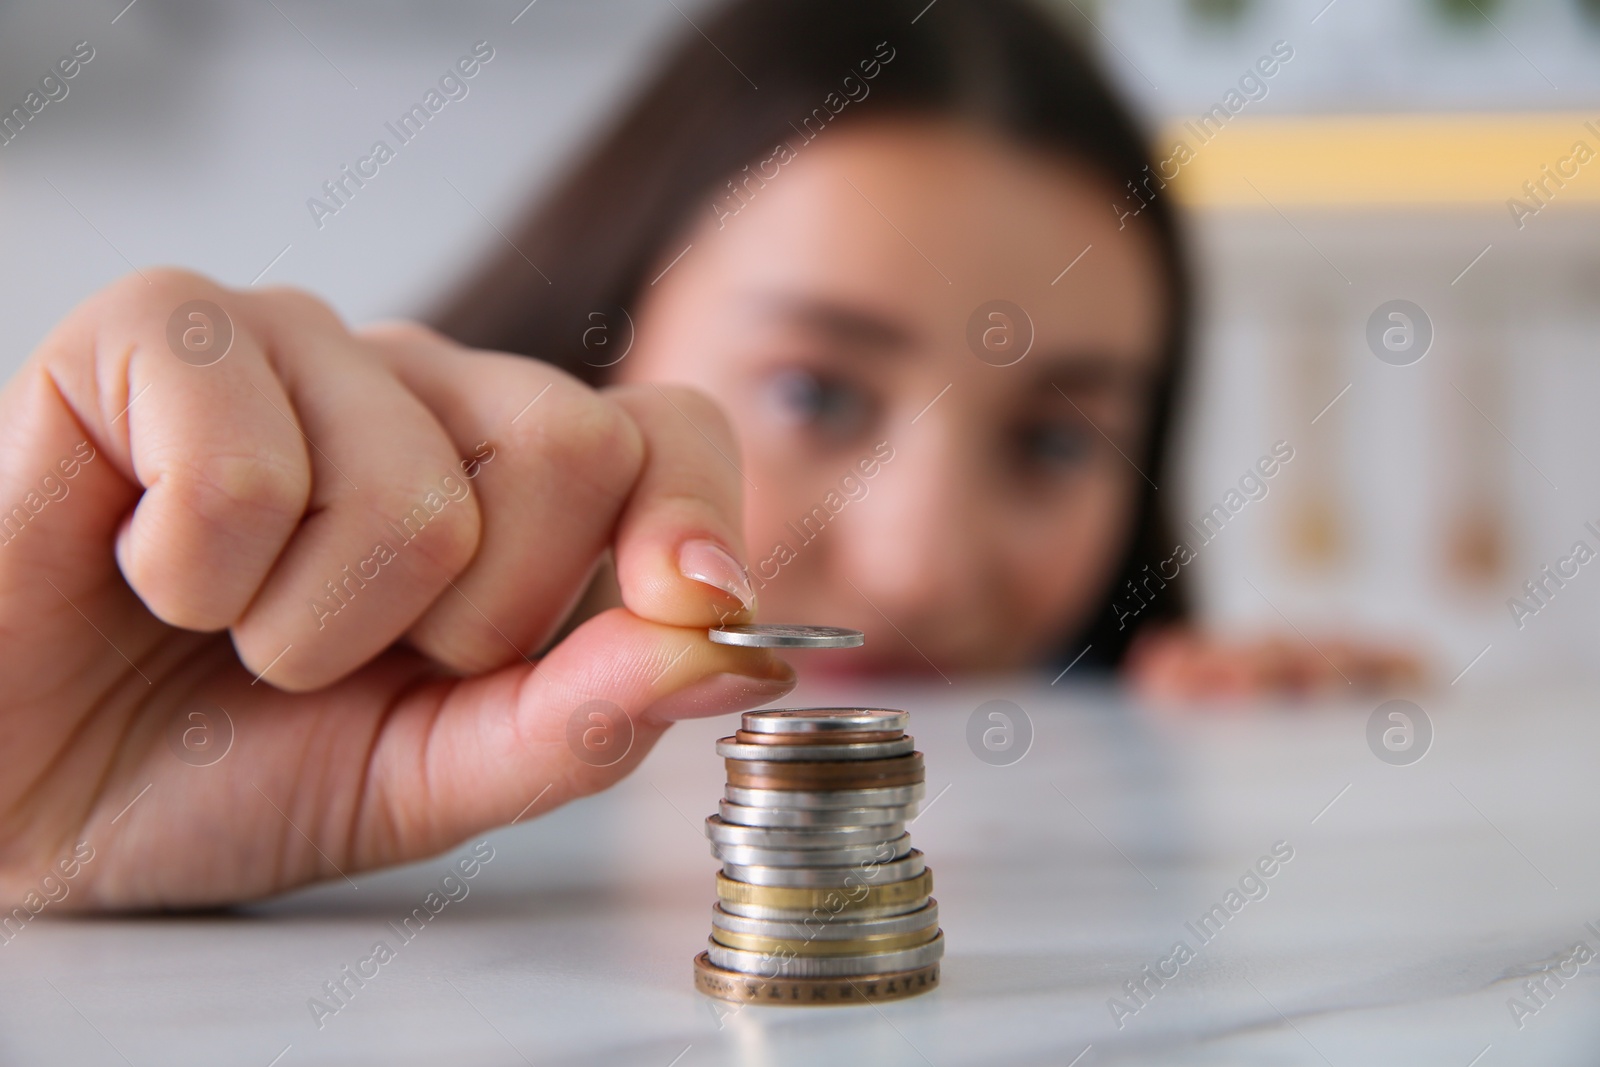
[766,368,874,441]
[1017,420,1095,471]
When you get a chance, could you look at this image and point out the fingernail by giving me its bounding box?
[679,539,756,613]
[643,671,795,723]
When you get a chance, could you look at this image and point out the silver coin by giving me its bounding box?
[712,900,939,941]
[722,849,925,888]
[724,783,926,810]
[709,625,865,649]
[706,931,944,978]
[705,816,905,850]
[716,895,931,921]
[712,832,912,868]
[742,708,907,734]
[715,736,915,761]
[718,801,914,828]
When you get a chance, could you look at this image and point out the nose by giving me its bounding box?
[833,414,998,653]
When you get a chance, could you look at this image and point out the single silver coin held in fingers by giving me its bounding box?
[709,624,865,649]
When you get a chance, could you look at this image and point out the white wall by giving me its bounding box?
[0,0,708,376]
[1178,206,1600,683]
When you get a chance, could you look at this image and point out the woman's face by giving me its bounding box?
[618,119,1167,676]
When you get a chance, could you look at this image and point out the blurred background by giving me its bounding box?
[1,0,1597,686]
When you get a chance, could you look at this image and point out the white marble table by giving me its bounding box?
[4,679,1598,1066]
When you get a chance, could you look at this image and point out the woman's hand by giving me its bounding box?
[0,269,790,910]
[1127,626,1425,703]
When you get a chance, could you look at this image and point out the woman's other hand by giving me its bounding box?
[1127,625,1425,703]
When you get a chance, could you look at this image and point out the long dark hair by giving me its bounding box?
[431,0,1190,670]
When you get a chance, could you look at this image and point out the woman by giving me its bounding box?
[0,0,1404,911]
[435,0,1413,694]
[436,0,1189,681]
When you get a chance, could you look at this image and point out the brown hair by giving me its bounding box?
[432,0,1190,671]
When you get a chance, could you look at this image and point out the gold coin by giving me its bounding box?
[693,951,940,1005]
[715,868,933,911]
[709,925,939,956]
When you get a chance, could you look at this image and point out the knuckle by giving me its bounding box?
[137,265,217,293]
[121,561,208,631]
[232,635,324,693]
[78,268,230,336]
[423,496,482,575]
[623,382,742,465]
[174,452,310,529]
[249,285,348,336]
[124,455,309,630]
[519,382,645,497]
[358,319,451,350]
[120,266,221,306]
[408,617,508,677]
[30,269,243,388]
[655,384,730,432]
[374,475,483,579]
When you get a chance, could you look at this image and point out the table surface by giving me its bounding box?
[3,678,1598,1066]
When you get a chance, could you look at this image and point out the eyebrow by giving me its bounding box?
[755,295,916,351]
[1037,353,1157,395]
[753,292,1159,389]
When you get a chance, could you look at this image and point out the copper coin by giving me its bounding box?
[727,768,925,791]
[727,768,926,791]
[693,952,940,1005]
[725,753,922,784]
[734,729,904,746]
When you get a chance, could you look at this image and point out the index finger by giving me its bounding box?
[605,383,757,628]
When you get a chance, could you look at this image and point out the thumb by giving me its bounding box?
[352,607,794,867]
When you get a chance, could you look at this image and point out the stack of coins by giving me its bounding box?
[692,708,943,1005]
